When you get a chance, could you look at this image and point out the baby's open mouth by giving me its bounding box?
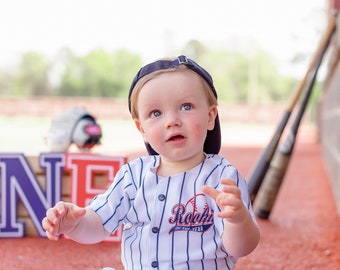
[168,135,184,141]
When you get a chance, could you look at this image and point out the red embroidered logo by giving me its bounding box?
[168,194,214,233]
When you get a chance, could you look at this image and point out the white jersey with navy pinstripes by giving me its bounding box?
[89,153,256,270]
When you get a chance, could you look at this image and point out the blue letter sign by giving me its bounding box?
[0,153,64,237]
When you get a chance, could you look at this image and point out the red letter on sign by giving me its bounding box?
[66,153,127,242]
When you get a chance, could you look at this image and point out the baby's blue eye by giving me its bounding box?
[182,104,192,111]
[151,110,161,117]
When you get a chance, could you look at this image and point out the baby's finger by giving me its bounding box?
[45,229,60,241]
[45,206,63,225]
[54,201,67,216]
[41,216,51,231]
[217,207,236,219]
[220,179,241,198]
[202,185,220,200]
[218,195,241,209]
[222,185,240,197]
[220,178,237,187]
[42,216,60,239]
[72,205,87,219]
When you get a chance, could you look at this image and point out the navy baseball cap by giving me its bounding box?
[128,55,221,155]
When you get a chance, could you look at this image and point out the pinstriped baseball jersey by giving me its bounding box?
[89,154,255,270]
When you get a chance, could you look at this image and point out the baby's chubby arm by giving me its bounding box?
[202,179,260,257]
[42,201,110,244]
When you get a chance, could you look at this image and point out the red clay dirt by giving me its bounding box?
[1,141,340,269]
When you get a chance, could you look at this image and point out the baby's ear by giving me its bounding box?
[208,106,218,130]
[134,119,144,134]
[134,119,148,145]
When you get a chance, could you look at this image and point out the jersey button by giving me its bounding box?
[152,227,159,233]
[151,261,158,268]
[158,194,166,201]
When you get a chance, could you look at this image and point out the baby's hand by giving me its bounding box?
[202,178,246,224]
[42,201,86,240]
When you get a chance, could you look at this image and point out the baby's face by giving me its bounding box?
[134,69,217,162]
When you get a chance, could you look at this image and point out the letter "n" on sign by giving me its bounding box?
[0,153,64,237]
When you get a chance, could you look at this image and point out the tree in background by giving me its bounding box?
[179,40,298,103]
[56,49,142,97]
[16,51,51,96]
[0,43,300,103]
[0,67,16,96]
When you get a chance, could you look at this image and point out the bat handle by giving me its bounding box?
[253,150,291,219]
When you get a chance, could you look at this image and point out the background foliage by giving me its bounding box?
[0,39,317,103]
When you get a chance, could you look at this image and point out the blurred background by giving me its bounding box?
[0,0,328,154]
[2,2,340,269]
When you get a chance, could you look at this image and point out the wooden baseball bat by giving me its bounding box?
[247,15,337,203]
[253,23,334,219]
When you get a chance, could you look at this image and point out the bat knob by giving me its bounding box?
[255,208,270,219]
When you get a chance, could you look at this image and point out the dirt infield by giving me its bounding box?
[1,141,340,269]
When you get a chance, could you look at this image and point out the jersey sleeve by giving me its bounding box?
[88,163,135,234]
